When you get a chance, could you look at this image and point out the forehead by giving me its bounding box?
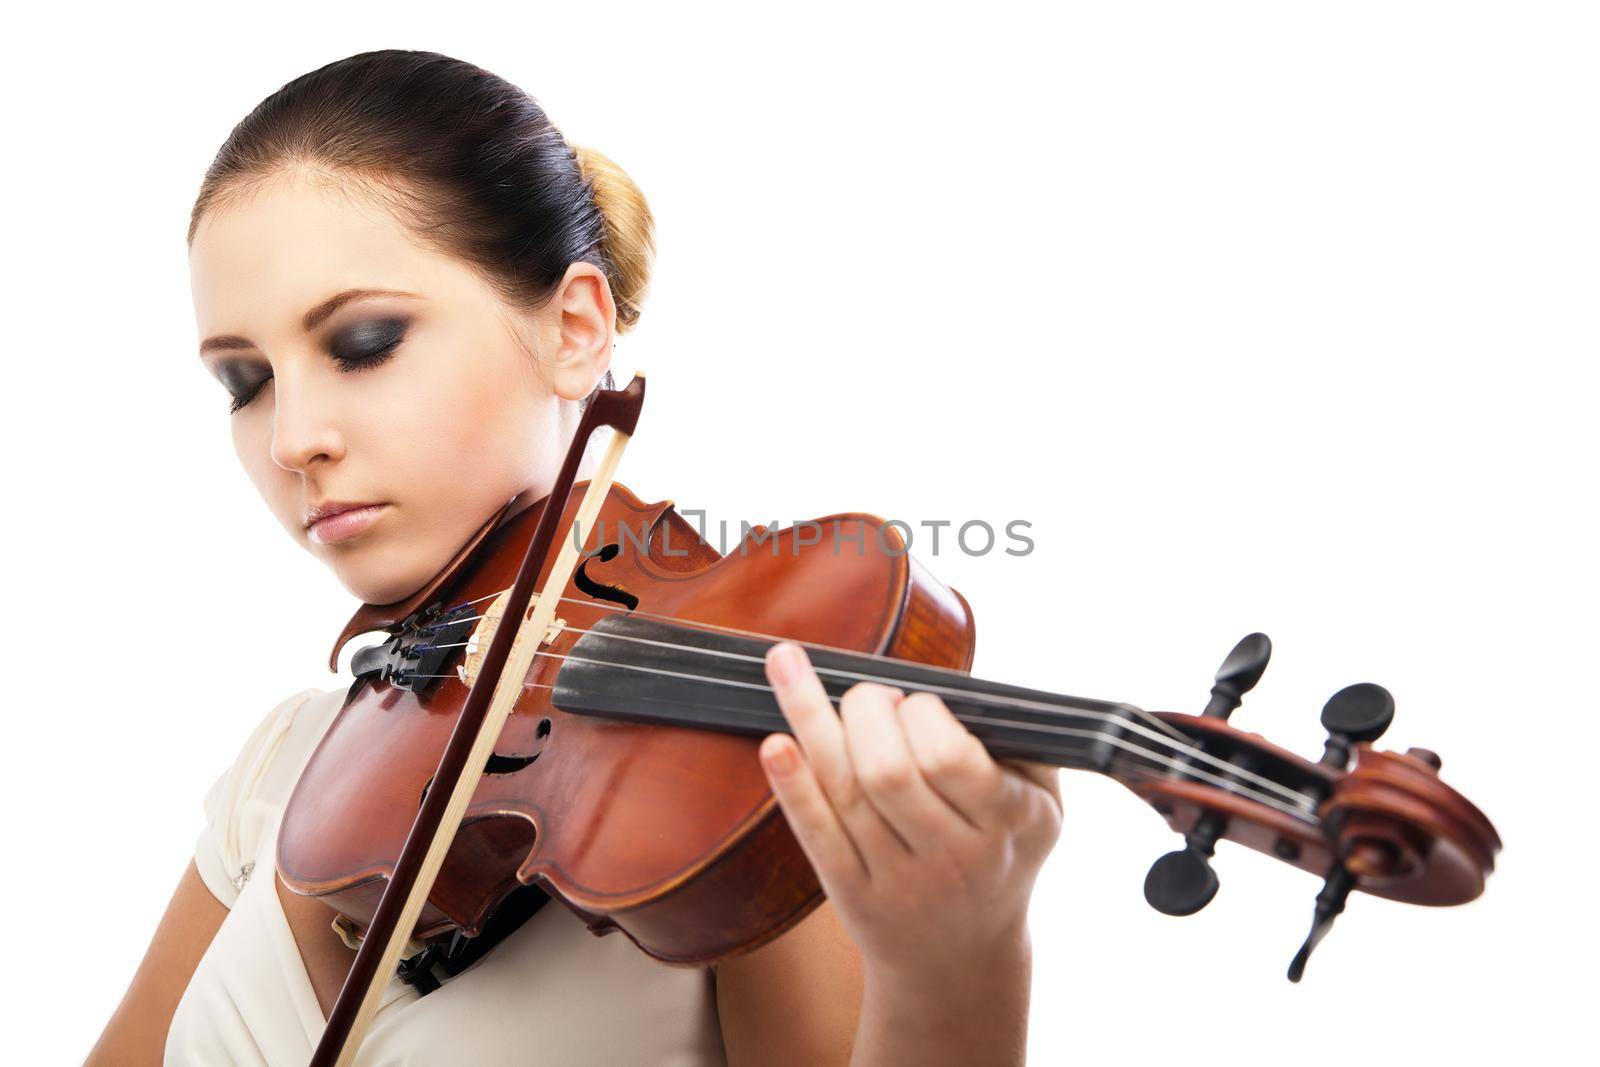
[188,168,469,338]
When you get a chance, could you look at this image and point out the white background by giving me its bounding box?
[4,3,1594,1063]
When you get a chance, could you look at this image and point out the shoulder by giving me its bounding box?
[202,685,344,817]
[192,685,345,907]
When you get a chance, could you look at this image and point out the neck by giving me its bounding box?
[503,435,604,528]
[551,612,1168,778]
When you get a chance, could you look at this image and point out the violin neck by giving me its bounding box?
[552,614,1162,778]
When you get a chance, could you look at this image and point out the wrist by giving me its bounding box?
[862,917,1032,1020]
[853,923,1033,1067]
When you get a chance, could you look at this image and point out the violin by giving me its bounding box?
[281,375,1500,1066]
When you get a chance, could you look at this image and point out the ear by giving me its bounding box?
[545,261,616,402]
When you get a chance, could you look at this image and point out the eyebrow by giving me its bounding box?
[198,288,420,357]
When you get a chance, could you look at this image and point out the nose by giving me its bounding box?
[269,365,347,473]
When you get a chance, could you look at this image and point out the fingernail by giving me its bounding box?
[762,735,798,774]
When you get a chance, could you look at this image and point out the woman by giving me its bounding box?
[89,49,1062,1066]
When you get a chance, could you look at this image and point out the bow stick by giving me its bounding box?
[311,373,646,1067]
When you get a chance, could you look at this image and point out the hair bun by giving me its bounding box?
[570,143,656,335]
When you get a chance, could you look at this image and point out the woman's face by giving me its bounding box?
[189,167,613,605]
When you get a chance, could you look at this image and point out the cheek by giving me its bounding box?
[231,412,295,516]
[413,373,535,489]
[384,344,555,524]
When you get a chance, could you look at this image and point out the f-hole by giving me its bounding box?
[419,718,553,807]
[576,542,640,610]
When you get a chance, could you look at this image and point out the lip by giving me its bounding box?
[305,501,390,545]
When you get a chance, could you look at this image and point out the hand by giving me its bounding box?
[758,641,1063,990]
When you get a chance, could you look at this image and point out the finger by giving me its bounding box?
[997,758,1066,857]
[896,691,1006,831]
[839,682,962,854]
[765,642,908,863]
[758,733,868,894]
[1000,758,1064,814]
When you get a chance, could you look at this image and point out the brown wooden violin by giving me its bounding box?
[281,374,1500,1066]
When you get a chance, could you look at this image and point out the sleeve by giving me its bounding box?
[192,687,326,908]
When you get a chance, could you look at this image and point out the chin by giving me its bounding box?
[324,538,435,606]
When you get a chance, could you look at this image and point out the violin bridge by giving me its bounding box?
[524,594,568,647]
[457,590,566,687]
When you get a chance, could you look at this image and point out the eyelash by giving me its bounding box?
[227,324,407,414]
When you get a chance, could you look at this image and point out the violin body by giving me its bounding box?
[278,482,977,963]
[294,378,1498,1066]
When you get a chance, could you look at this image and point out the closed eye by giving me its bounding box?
[217,359,272,414]
[220,316,411,414]
[329,316,409,371]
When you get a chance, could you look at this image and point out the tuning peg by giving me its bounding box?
[1203,633,1272,719]
[1144,843,1219,916]
[1317,682,1395,770]
[1287,864,1356,982]
[1405,746,1442,771]
[1143,634,1270,917]
[1144,811,1225,915]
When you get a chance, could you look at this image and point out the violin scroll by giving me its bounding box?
[1286,743,1499,980]
[1125,633,1500,980]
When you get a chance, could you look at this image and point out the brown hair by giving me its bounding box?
[189,49,655,346]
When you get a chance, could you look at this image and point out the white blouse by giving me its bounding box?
[165,686,729,1066]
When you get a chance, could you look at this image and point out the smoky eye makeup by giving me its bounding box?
[216,359,272,413]
[215,311,415,414]
[328,315,410,369]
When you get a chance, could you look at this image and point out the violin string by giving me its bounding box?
[407,662,1313,824]
[532,645,1314,819]
[418,589,1194,748]
[402,638,1315,821]
[416,621,1308,810]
